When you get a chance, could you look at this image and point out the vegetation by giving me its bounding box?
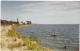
[1,19,53,50]
[1,19,32,26]
[1,42,5,48]
[29,35,39,43]
[8,42,21,50]
[26,21,32,25]
[6,27,52,50]
[1,20,19,25]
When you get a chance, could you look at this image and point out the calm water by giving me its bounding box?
[16,24,79,51]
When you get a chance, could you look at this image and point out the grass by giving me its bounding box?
[6,29,16,37]
[5,25,53,50]
[1,42,5,48]
[1,24,9,27]
[29,34,39,43]
[6,29,43,50]
[19,35,43,50]
[8,42,21,50]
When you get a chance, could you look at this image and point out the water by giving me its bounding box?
[16,24,79,51]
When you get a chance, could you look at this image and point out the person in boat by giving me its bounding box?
[52,32,56,36]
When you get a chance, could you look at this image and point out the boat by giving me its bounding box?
[51,32,56,36]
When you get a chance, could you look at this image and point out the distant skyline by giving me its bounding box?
[1,1,80,24]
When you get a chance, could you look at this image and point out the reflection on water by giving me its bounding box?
[16,24,79,51]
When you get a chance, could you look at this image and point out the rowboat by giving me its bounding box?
[51,32,56,36]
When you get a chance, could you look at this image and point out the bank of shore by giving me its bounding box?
[0,25,54,51]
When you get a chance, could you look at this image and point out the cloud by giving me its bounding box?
[1,1,80,24]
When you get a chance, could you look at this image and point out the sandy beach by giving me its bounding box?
[0,25,27,51]
[0,25,53,51]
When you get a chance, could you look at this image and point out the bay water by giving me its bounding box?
[16,24,79,51]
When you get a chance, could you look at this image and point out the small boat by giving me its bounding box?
[51,32,56,36]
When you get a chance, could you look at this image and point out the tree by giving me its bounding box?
[1,19,19,25]
[26,21,32,25]
[21,21,24,24]
[17,18,19,24]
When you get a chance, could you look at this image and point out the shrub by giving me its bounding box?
[6,28,53,50]
[8,42,21,50]
[29,35,39,43]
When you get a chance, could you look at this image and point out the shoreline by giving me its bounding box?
[0,24,53,51]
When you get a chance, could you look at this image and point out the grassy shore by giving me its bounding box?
[0,24,54,51]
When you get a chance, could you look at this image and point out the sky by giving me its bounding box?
[1,1,80,24]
